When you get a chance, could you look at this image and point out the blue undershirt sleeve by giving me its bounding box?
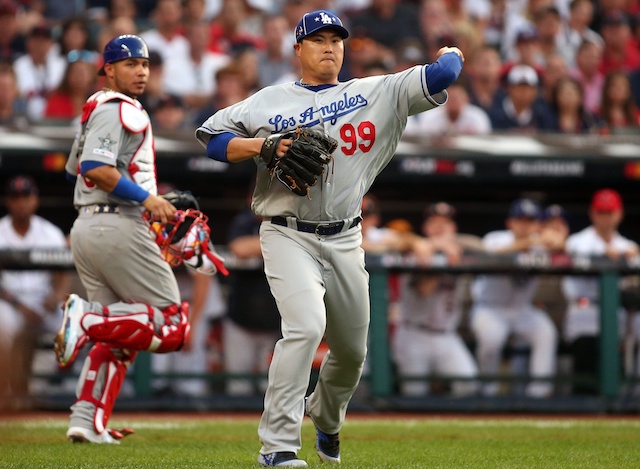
[206,132,236,163]
[425,52,463,95]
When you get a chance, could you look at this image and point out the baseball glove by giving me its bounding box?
[161,189,200,211]
[259,127,338,197]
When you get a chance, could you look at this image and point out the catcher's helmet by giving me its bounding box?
[98,34,149,76]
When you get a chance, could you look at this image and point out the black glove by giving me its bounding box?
[259,127,338,197]
[161,189,200,211]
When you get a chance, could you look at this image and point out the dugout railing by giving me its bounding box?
[2,248,639,412]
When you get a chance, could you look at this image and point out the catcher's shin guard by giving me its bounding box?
[76,343,134,434]
[81,302,190,353]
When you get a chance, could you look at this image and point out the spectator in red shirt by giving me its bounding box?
[43,49,98,121]
[599,11,640,74]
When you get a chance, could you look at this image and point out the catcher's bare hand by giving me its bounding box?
[143,193,176,224]
[436,46,464,62]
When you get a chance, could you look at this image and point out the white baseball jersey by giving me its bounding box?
[196,66,447,221]
[398,273,464,331]
[0,215,67,329]
[471,230,540,308]
[562,226,638,302]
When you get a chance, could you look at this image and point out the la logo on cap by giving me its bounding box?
[319,12,335,25]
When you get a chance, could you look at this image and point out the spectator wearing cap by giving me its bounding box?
[43,49,99,122]
[487,63,555,133]
[392,202,480,397]
[0,0,26,63]
[12,23,66,121]
[0,175,70,411]
[470,198,559,398]
[150,93,188,131]
[503,26,545,76]
[540,204,570,252]
[561,189,639,394]
[599,11,640,74]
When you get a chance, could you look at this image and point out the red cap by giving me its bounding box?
[590,189,622,212]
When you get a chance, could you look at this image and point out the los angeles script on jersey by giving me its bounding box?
[269,92,368,132]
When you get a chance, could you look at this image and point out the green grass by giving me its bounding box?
[1,415,639,468]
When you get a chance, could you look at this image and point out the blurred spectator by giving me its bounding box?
[599,11,640,74]
[562,189,639,394]
[207,0,264,54]
[39,0,85,23]
[565,0,603,64]
[347,0,421,51]
[232,44,260,93]
[488,64,555,133]
[151,93,189,131]
[504,27,545,75]
[392,202,480,397]
[540,52,569,104]
[181,0,208,32]
[548,76,600,133]
[470,198,559,398]
[466,45,506,112]
[483,0,509,54]
[569,39,605,115]
[540,204,570,253]
[140,0,190,65]
[192,61,252,125]
[342,33,393,79]
[54,16,92,58]
[599,70,640,134]
[256,14,291,88]
[0,62,28,127]
[224,202,281,396]
[163,20,231,110]
[13,23,66,121]
[0,0,25,63]
[0,175,69,411]
[95,15,138,57]
[404,81,492,138]
[43,50,99,122]
[138,50,166,115]
[360,193,431,259]
[534,5,571,64]
[418,0,456,62]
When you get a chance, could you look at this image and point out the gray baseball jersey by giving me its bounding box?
[196,66,447,455]
[196,66,447,220]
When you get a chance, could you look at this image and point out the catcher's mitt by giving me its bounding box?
[161,189,200,211]
[259,127,338,197]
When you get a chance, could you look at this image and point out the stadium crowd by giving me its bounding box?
[0,0,640,135]
[2,0,640,410]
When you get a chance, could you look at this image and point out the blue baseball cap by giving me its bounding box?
[542,204,567,221]
[508,198,542,219]
[295,10,349,43]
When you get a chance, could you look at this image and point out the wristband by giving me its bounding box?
[112,177,149,203]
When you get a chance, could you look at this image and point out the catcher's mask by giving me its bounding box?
[147,209,211,267]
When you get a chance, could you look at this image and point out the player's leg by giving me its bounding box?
[392,326,431,396]
[257,225,327,458]
[433,334,479,396]
[514,306,558,398]
[470,306,510,396]
[67,343,134,443]
[306,229,369,464]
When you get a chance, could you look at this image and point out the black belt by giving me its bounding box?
[270,216,362,236]
[92,204,120,214]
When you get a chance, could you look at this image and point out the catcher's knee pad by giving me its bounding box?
[81,302,190,353]
[77,343,134,433]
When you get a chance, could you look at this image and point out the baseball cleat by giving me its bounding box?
[66,426,119,444]
[257,452,308,467]
[54,294,88,368]
[316,428,341,464]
